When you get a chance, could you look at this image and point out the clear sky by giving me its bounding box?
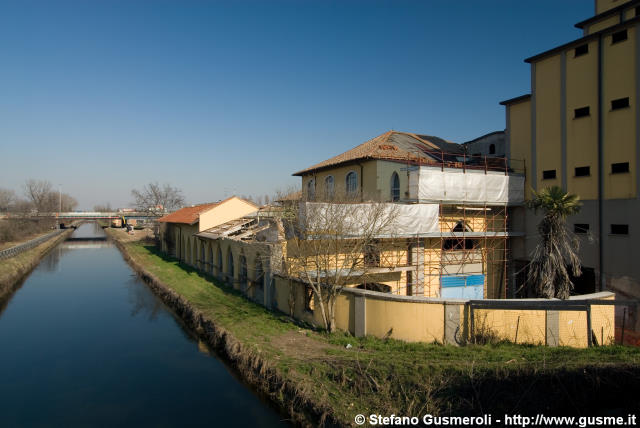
[0,0,593,210]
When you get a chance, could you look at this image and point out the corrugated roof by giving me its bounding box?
[157,202,220,225]
[292,130,462,176]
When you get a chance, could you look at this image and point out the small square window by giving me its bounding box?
[574,44,588,57]
[611,97,630,110]
[612,29,628,44]
[574,224,590,234]
[574,106,590,118]
[611,224,629,235]
[542,170,556,180]
[575,166,590,177]
[612,162,630,174]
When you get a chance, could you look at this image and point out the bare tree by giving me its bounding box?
[284,193,399,332]
[131,182,185,215]
[93,203,113,212]
[23,179,53,213]
[60,193,78,212]
[0,188,16,212]
[41,192,77,212]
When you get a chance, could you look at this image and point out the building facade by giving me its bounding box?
[292,130,524,299]
[502,0,640,297]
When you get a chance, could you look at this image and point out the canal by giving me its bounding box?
[0,223,287,427]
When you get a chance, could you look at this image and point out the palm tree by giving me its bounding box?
[526,186,582,299]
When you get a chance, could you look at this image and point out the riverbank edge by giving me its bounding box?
[106,230,341,428]
[0,228,75,300]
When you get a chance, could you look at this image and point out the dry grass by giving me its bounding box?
[0,229,73,299]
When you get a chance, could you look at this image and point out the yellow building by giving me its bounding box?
[292,130,525,299]
[157,196,258,266]
[502,0,640,297]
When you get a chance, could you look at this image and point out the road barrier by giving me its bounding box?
[0,229,66,261]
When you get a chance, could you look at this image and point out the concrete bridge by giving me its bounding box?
[53,212,159,221]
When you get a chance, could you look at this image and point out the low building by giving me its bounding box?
[157,196,258,266]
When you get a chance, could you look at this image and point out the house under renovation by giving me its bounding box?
[292,130,525,299]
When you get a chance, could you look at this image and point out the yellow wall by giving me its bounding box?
[301,160,404,201]
[376,160,407,201]
[474,309,546,344]
[603,26,637,199]
[566,40,599,199]
[587,14,621,34]
[271,276,615,347]
[507,100,532,199]
[535,55,563,190]
[365,298,445,342]
[596,0,625,14]
[624,5,639,20]
[198,197,258,232]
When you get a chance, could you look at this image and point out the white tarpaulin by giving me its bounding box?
[301,202,440,237]
[409,166,524,204]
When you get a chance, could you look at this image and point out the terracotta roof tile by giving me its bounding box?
[157,202,220,225]
[292,130,463,176]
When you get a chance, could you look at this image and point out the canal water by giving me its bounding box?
[0,223,288,427]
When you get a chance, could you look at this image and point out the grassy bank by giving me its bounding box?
[0,228,73,300]
[0,218,58,251]
[110,232,640,425]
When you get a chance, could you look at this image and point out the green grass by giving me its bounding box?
[123,241,640,422]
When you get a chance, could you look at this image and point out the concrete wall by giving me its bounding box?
[271,276,616,347]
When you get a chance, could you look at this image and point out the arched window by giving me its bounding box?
[254,256,264,303]
[390,172,400,202]
[489,144,496,155]
[324,176,335,200]
[254,257,264,287]
[346,171,358,195]
[444,221,476,250]
[307,179,315,201]
[208,245,214,274]
[239,254,248,290]
[216,246,223,278]
[227,249,234,282]
[200,241,205,270]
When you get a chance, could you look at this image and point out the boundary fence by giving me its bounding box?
[0,229,66,261]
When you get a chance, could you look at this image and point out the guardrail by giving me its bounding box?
[0,229,66,261]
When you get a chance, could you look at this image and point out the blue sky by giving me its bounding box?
[0,0,592,209]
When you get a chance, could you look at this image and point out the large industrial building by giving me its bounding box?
[502,0,640,298]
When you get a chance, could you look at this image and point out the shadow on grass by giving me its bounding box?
[138,243,313,328]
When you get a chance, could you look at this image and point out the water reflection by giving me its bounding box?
[126,275,163,321]
[0,222,287,427]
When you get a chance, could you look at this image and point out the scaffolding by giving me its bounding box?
[357,150,524,299]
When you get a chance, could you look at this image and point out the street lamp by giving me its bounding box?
[58,184,61,230]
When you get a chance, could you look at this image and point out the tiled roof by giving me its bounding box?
[292,131,463,176]
[157,202,220,225]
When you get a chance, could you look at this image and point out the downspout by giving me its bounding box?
[598,34,605,291]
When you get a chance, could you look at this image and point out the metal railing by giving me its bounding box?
[0,229,66,261]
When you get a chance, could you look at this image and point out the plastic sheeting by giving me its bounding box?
[408,166,524,204]
[301,202,440,237]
